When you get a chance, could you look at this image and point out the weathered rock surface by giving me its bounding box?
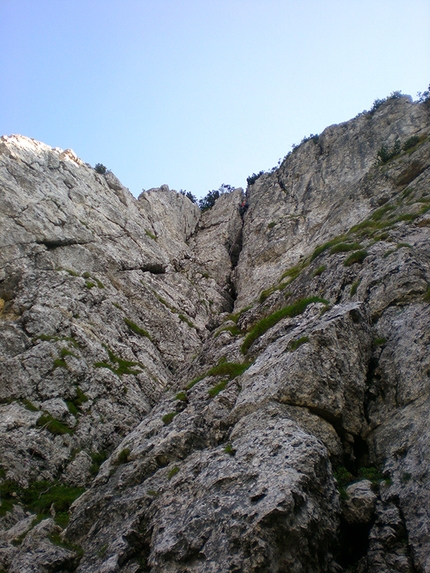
[0,94,429,572]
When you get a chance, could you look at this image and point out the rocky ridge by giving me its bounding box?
[0,94,430,572]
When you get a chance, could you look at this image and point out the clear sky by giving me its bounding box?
[1,1,429,199]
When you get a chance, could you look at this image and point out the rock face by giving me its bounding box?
[0,94,429,572]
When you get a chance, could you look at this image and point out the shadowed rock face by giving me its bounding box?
[0,95,430,573]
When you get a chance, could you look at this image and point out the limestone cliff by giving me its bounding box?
[0,94,429,573]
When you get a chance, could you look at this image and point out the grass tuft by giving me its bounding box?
[116,448,130,465]
[162,412,177,425]
[350,280,361,296]
[36,413,73,435]
[344,250,368,266]
[95,345,142,376]
[288,336,309,351]
[208,380,228,397]
[124,318,152,339]
[330,242,362,254]
[167,466,180,480]
[241,297,328,354]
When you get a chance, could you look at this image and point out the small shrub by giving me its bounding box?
[167,466,180,480]
[162,412,177,425]
[403,135,420,151]
[175,391,187,401]
[198,184,235,210]
[67,386,88,416]
[90,450,108,476]
[377,139,401,163]
[334,466,354,488]
[267,221,276,229]
[224,444,235,456]
[241,296,328,354]
[373,337,387,348]
[358,466,384,483]
[124,318,152,339]
[423,287,430,302]
[344,250,368,266]
[116,448,130,464]
[53,357,68,369]
[246,171,265,186]
[94,163,107,174]
[85,281,96,289]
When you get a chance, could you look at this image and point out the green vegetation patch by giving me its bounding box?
[241,296,328,354]
[370,205,396,221]
[227,305,253,324]
[167,466,180,480]
[94,345,142,377]
[373,337,387,348]
[162,412,177,425]
[215,324,243,337]
[36,413,73,435]
[259,282,290,303]
[0,479,85,524]
[402,135,420,151]
[377,139,401,163]
[145,229,157,240]
[280,261,308,282]
[115,448,131,465]
[344,250,368,266]
[124,317,152,339]
[288,336,309,351]
[175,391,187,402]
[330,242,363,254]
[208,379,228,397]
[311,236,347,261]
[35,334,79,347]
[178,314,196,329]
[185,360,252,390]
[312,265,326,277]
[90,450,108,476]
[350,280,361,296]
[66,386,89,416]
[224,443,235,456]
[22,399,39,412]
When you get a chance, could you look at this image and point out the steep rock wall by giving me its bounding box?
[0,96,429,573]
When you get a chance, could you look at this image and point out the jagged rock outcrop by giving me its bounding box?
[0,94,429,572]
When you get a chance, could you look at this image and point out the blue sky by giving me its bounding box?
[1,1,429,199]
